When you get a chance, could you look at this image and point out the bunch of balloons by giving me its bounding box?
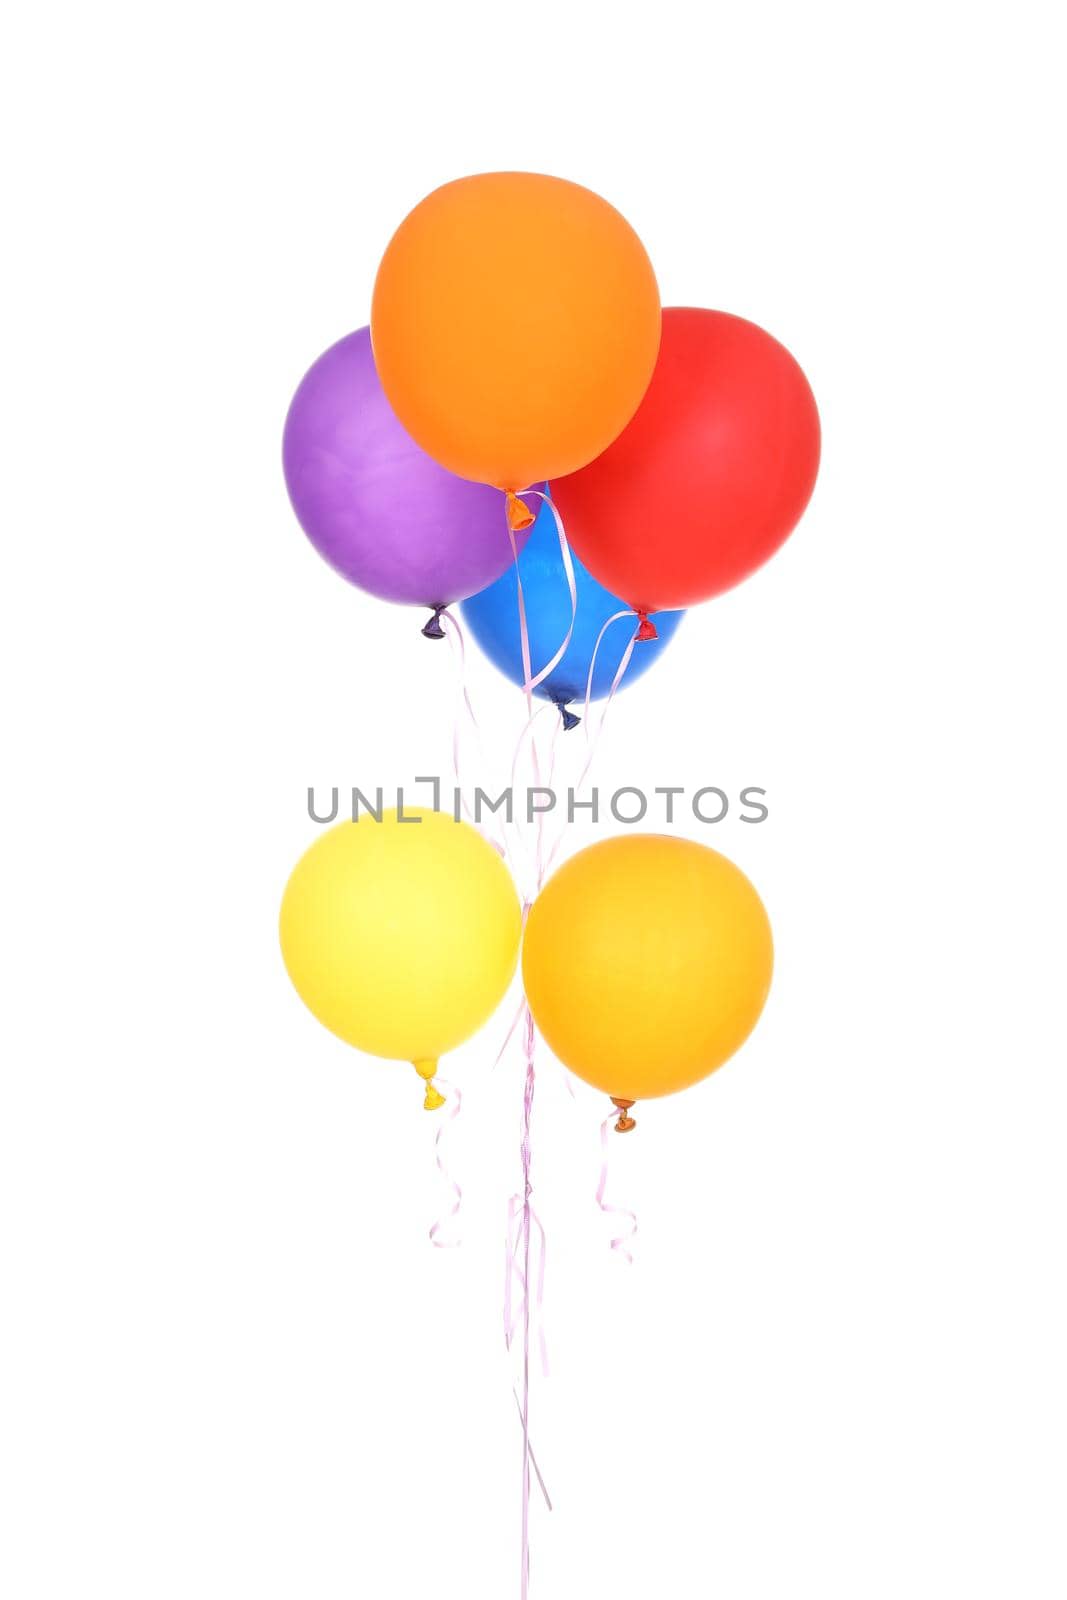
[280,169,819,1124]
[280,169,819,1600]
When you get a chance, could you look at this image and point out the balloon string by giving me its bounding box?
[541,609,640,879]
[595,1111,638,1264]
[426,1081,463,1248]
[512,1388,553,1511]
[534,711,562,895]
[504,1170,549,1376]
[439,607,509,861]
[582,609,640,734]
[503,706,557,895]
[494,994,530,1072]
[439,598,562,898]
[518,1008,537,1598]
[500,490,574,1594]
[506,489,578,701]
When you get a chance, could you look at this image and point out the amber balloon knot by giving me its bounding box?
[422,605,446,640]
[611,1097,637,1133]
[558,703,580,732]
[413,1059,445,1111]
[634,610,658,642]
[505,491,535,533]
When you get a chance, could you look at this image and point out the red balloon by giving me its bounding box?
[552,307,820,615]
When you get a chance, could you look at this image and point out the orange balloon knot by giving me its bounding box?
[556,700,580,732]
[413,1058,446,1111]
[611,1097,637,1133]
[505,491,535,533]
[422,604,446,640]
[634,610,658,642]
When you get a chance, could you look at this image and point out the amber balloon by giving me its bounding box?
[371,172,661,493]
[523,835,773,1125]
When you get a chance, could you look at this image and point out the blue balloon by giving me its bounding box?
[461,496,684,728]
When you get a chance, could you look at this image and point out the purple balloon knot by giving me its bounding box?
[422,605,446,640]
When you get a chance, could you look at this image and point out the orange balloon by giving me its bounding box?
[523,836,773,1121]
[371,172,661,493]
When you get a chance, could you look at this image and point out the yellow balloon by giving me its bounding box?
[280,810,521,1109]
[522,836,773,1124]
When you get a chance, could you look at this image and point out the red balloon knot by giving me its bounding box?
[635,610,658,642]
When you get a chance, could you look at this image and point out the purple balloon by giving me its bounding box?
[283,328,529,629]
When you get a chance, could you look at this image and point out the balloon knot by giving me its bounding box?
[422,605,446,640]
[611,1097,637,1133]
[413,1058,445,1110]
[635,610,658,643]
[559,704,580,732]
[505,491,535,533]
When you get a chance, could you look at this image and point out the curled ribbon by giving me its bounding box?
[541,607,641,880]
[428,1080,464,1249]
[438,607,509,861]
[501,1005,557,1596]
[506,488,579,710]
[595,1110,639,1265]
[504,705,561,897]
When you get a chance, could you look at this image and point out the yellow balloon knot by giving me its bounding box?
[413,1059,445,1111]
[611,1097,637,1133]
[505,491,535,533]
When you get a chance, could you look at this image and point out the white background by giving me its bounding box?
[2,3,1065,1596]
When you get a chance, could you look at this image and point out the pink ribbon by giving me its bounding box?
[504,1159,549,1377]
[505,706,561,894]
[428,1081,463,1250]
[439,607,509,861]
[580,608,641,747]
[442,492,631,1594]
[595,1111,638,1265]
[504,490,572,904]
[512,1387,553,1512]
[541,607,641,880]
[515,1007,538,1598]
[499,497,640,1596]
[506,489,579,709]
